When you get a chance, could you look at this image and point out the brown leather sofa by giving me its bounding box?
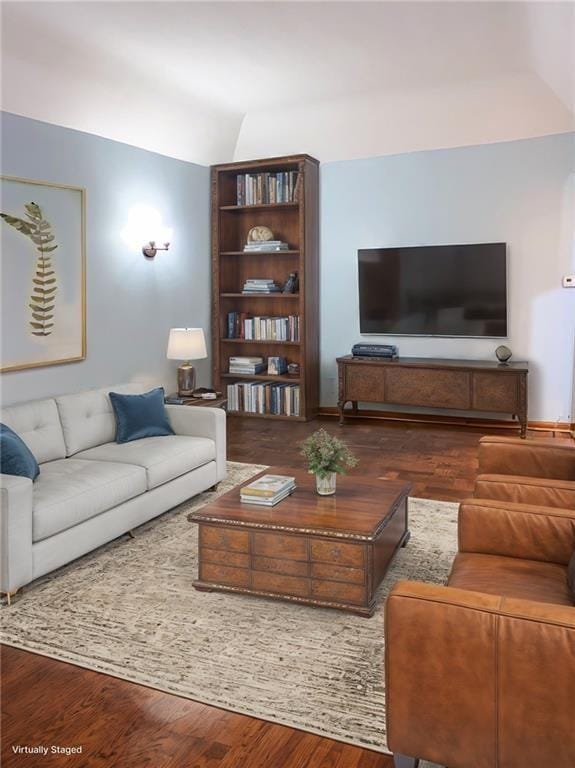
[385,436,575,768]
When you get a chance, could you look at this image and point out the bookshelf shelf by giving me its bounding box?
[227,410,307,422]
[220,250,300,256]
[220,293,299,299]
[222,373,301,383]
[212,154,319,421]
[220,338,301,346]
[220,202,299,212]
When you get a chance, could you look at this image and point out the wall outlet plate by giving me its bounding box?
[563,275,575,287]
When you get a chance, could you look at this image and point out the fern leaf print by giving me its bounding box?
[1,201,58,336]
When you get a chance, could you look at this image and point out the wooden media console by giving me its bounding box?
[337,356,529,437]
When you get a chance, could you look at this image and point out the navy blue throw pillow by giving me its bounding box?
[0,423,40,480]
[109,388,174,444]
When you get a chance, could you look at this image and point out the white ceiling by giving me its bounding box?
[2,1,574,164]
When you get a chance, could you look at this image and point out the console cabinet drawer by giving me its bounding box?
[345,364,385,401]
[252,531,307,560]
[311,540,365,567]
[200,526,249,553]
[472,372,519,412]
[200,563,250,587]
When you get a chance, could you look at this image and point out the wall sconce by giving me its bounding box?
[121,205,173,259]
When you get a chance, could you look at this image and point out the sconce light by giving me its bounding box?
[121,205,173,259]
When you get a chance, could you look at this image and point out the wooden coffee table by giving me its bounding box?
[188,468,412,616]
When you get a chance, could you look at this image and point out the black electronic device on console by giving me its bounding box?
[352,343,398,358]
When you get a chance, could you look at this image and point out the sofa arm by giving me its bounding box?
[385,581,575,768]
[166,405,227,482]
[478,436,575,480]
[474,473,575,509]
[0,474,34,595]
[458,498,575,565]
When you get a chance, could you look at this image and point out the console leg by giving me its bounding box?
[337,401,345,425]
[519,417,527,439]
[393,755,419,768]
[352,400,359,415]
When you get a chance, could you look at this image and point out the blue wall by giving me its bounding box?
[1,112,210,404]
[320,133,575,421]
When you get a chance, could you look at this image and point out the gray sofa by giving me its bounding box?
[0,383,226,600]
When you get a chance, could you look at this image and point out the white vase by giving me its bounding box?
[316,472,337,496]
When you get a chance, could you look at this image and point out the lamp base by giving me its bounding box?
[177,363,196,397]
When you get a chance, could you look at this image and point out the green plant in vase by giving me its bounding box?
[300,428,358,495]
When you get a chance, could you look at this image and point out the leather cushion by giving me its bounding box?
[55,383,150,456]
[448,552,573,606]
[110,388,174,443]
[1,398,66,464]
[475,473,575,509]
[478,436,575,480]
[568,552,575,599]
[33,459,147,542]
[0,423,40,480]
[76,435,215,490]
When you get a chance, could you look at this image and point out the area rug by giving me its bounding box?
[1,461,458,758]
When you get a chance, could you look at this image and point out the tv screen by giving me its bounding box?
[358,243,507,337]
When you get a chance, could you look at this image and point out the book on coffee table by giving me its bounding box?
[240,474,295,506]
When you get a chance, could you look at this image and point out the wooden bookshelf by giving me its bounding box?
[211,154,319,421]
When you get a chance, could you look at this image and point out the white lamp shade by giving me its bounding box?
[167,328,207,361]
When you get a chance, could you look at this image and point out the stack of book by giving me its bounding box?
[242,279,281,294]
[228,356,266,375]
[226,312,300,341]
[227,381,300,416]
[240,474,296,506]
[244,240,289,253]
[236,172,300,206]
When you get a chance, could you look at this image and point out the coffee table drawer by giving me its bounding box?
[252,531,307,560]
[252,556,308,577]
[311,562,365,584]
[252,571,310,597]
[200,562,250,587]
[200,526,249,553]
[201,548,250,569]
[312,580,366,605]
[311,540,365,568]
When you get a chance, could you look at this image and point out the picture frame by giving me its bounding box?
[0,175,86,372]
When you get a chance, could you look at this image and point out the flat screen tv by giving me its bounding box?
[358,243,507,337]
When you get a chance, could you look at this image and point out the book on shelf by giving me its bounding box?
[226,312,300,342]
[267,356,288,375]
[227,381,300,416]
[236,171,300,206]
[243,241,289,252]
[242,278,281,294]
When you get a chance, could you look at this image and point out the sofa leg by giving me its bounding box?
[393,755,419,768]
[128,530,136,539]
[3,589,19,606]
[209,483,219,492]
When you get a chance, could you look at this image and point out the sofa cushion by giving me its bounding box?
[110,388,174,443]
[0,423,40,480]
[56,383,150,456]
[1,398,66,464]
[568,551,575,600]
[33,459,147,542]
[448,552,573,606]
[76,435,215,490]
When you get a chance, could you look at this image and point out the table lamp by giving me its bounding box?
[167,328,207,396]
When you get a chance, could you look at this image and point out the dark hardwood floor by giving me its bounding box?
[2,417,571,767]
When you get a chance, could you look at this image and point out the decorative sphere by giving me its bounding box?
[495,345,512,363]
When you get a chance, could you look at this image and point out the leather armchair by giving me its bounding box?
[385,437,575,768]
[474,436,575,509]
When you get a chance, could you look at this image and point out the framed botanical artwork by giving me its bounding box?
[0,176,86,372]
